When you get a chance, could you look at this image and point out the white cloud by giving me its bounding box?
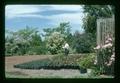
[50,5,83,11]
[45,11,85,32]
[5,5,42,19]
[48,12,84,24]
[6,5,85,33]
[5,5,83,19]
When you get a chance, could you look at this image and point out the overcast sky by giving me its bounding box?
[5,5,85,34]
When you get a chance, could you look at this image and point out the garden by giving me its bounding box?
[5,5,115,78]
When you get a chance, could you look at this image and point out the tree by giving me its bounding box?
[5,27,45,55]
[28,30,47,55]
[73,31,95,53]
[43,22,72,40]
[82,5,115,35]
[82,5,115,75]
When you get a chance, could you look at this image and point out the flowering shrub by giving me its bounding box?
[46,32,65,54]
[94,34,115,75]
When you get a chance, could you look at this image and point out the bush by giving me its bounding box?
[77,53,96,69]
[94,34,115,75]
[46,32,65,55]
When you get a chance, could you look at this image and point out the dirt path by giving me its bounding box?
[5,55,53,71]
[5,55,84,78]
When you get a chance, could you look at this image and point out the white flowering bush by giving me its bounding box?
[94,34,115,75]
[46,32,65,54]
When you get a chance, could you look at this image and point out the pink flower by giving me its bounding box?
[107,63,111,66]
[108,37,112,41]
[102,43,113,49]
[105,40,109,44]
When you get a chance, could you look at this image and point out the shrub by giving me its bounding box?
[46,32,65,55]
[77,53,95,69]
[94,34,115,75]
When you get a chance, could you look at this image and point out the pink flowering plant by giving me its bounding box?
[94,34,115,75]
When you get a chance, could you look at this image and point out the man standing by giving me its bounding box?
[63,41,69,56]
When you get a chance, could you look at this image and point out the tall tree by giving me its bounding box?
[82,5,115,35]
[43,22,71,37]
[43,22,72,44]
[73,31,95,53]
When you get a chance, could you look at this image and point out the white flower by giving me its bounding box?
[94,45,100,50]
[110,57,115,61]
[94,59,97,65]
[110,53,115,61]
[111,53,115,58]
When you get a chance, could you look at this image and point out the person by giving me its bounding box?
[62,41,69,56]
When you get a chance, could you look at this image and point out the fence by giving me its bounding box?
[97,16,115,48]
[96,16,115,73]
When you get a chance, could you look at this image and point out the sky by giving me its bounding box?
[5,5,85,35]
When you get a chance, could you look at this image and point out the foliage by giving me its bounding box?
[89,67,101,76]
[81,5,114,54]
[44,22,73,54]
[77,53,96,69]
[43,22,71,38]
[46,32,65,54]
[82,5,114,35]
[28,46,47,55]
[5,27,45,56]
[14,54,84,69]
[5,22,73,56]
[94,34,115,75]
[73,31,96,53]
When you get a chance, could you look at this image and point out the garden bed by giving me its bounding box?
[14,55,85,69]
